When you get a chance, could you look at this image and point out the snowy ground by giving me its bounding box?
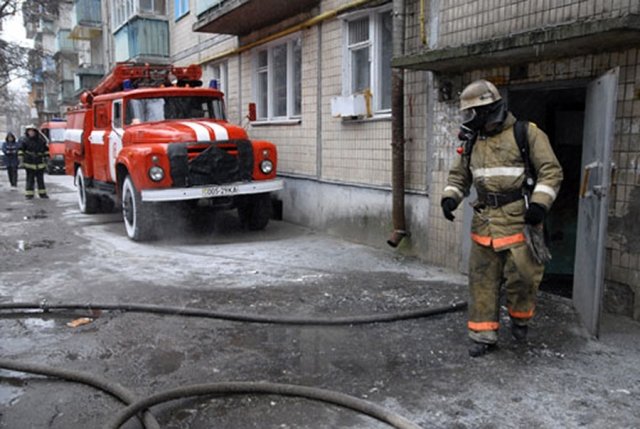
[0,173,638,429]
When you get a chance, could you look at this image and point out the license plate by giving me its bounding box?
[202,185,239,197]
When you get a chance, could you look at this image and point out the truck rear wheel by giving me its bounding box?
[122,175,156,241]
[237,193,272,231]
[76,167,99,214]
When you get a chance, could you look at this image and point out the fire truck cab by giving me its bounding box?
[64,63,283,241]
[40,119,67,174]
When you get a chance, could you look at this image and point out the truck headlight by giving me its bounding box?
[260,160,273,174]
[149,166,165,182]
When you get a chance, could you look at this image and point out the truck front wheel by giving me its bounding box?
[76,167,99,214]
[237,193,272,231]
[122,175,156,241]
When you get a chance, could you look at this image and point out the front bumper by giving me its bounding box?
[141,178,284,202]
[47,158,65,173]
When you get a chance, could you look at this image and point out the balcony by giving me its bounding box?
[113,17,169,63]
[56,30,78,53]
[71,0,102,40]
[43,94,59,114]
[58,81,76,104]
[194,0,320,36]
[74,64,105,93]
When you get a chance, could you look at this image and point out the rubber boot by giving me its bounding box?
[511,324,528,341]
[468,341,492,357]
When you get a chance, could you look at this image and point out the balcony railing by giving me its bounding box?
[71,0,102,40]
[114,17,169,63]
[195,0,223,16]
[56,30,76,52]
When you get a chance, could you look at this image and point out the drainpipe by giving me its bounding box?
[387,0,407,248]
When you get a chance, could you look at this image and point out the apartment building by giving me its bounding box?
[176,0,640,333]
[24,0,105,122]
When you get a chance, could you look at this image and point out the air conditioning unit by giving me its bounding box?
[331,93,369,118]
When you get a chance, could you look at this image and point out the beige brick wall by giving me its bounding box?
[243,28,319,178]
[422,48,640,285]
[427,0,640,48]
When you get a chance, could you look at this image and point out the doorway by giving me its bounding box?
[508,86,587,298]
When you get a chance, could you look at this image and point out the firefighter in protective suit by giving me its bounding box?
[441,80,563,357]
[18,125,50,199]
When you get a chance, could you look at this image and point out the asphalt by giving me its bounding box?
[0,172,639,429]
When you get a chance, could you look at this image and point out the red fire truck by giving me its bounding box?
[64,63,282,241]
[41,119,67,174]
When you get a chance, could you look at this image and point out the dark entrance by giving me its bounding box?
[507,86,586,298]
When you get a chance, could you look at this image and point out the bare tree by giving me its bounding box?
[0,1,61,90]
[0,0,19,22]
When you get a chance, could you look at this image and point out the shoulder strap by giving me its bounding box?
[513,120,536,183]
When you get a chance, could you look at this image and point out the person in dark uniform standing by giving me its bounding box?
[2,132,20,187]
[18,125,49,199]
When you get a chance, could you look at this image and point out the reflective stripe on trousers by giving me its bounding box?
[467,240,544,344]
[471,232,526,250]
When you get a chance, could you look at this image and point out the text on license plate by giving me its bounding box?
[202,185,239,197]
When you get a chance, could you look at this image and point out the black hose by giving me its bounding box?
[0,359,160,429]
[0,301,467,325]
[108,381,424,429]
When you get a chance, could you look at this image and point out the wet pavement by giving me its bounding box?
[0,173,639,428]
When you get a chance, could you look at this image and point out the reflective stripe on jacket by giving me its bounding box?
[442,113,563,251]
[18,136,49,171]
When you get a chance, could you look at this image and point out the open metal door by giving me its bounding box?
[573,68,619,337]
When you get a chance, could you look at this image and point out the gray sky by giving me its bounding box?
[1,9,32,92]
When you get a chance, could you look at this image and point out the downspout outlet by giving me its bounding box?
[387,229,409,248]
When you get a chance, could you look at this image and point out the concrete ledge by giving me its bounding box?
[393,14,640,72]
[275,176,432,260]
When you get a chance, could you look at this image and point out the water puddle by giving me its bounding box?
[23,209,48,220]
[16,239,56,252]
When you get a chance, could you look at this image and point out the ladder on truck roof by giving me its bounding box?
[90,63,203,96]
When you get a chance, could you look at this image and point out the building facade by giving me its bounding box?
[182,0,640,330]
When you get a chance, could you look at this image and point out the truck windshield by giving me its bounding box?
[125,96,225,125]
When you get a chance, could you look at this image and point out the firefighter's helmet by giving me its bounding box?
[459,80,502,111]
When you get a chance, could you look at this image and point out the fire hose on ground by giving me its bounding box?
[0,300,467,428]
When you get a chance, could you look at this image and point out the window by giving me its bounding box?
[174,0,188,19]
[253,37,302,121]
[112,0,166,28]
[203,61,227,96]
[113,101,123,129]
[343,7,392,113]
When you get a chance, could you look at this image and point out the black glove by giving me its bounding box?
[524,203,546,225]
[441,198,458,222]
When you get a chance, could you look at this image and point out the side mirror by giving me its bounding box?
[247,103,256,122]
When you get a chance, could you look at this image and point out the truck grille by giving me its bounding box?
[168,140,254,187]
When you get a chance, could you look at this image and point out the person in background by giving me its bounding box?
[18,125,49,199]
[2,132,20,187]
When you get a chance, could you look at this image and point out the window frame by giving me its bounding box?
[203,60,228,98]
[252,35,302,123]
[341,5,393,116]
